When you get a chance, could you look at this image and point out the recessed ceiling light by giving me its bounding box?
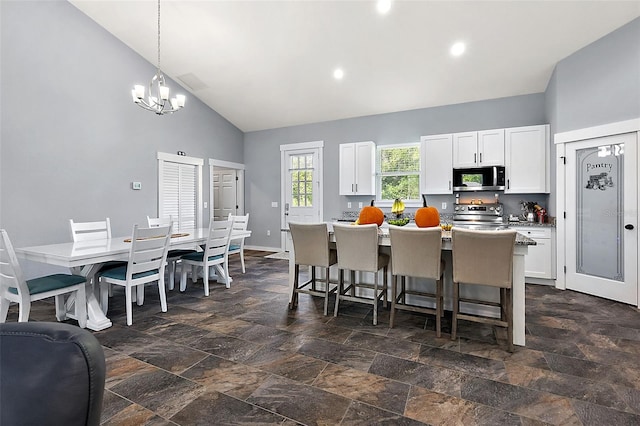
[377,0,392,14]
[333,68,344,80]
[450,42,466,57]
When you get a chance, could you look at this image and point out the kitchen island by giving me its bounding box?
[286,225,535,346]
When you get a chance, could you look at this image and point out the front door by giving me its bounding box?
[565,132,638,305]
[281,143,323,251]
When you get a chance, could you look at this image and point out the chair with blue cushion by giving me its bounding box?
[0,229,87,328]
[180,219,233,295]
[227,213,249,273]
[98,224,172,326]
[147,215,196,290]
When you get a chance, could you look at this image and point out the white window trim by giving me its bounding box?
[376,142,422,208]
[157,152,204,229]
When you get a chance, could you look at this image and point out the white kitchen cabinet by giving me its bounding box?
[421,134,453,194]
[512,226,555,280]
[505,125,549,193]
[339,141,375,195]
[453,129,504,168]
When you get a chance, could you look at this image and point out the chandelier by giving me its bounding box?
[131,0,185,115]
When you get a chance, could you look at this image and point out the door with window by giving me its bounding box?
[280,142,323,251]
[565,132,637,305]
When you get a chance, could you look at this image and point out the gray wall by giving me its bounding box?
[245,94,547,249]
[1,1,243,276]
[551,17,640,134]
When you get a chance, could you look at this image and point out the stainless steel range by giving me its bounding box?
[452,202,507,229]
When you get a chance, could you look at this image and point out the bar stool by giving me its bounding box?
[332,223,389,325]
[388,225,444,336]
[288,222,337,315]
[451,228,517,352]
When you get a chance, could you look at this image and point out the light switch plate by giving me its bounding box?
[347,202,352,208]
[271,201,278,208]
[442,202,447,210]
[132,181,142,190]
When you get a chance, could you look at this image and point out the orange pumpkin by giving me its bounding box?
[358,200,384,226]
[414,197,440,228]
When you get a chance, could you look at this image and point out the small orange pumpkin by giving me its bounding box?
[414,196,440,228]
[358,200,384,226]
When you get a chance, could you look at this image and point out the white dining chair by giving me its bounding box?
[227,213,249,273]
[180,219,233,296]
[0,229,87,328]
[147,215,196,290]
[98,225,172,326]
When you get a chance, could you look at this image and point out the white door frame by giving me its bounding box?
[555,118,640,307]
[280,140,324,250]
[209,159,245,219]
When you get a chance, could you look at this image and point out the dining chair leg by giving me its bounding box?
[0,298,10,322]
[223,260,231,289]
[17,292,30,322]
[203,264,210,297]
[311,266,317,292]
[451,281,459,341]
[180,264,189,292]
[136,285,144,306]
[158,278,168,313]
[125,286,133,326]
[334,269,344,317]
[168,261,176,291]
[240,250,246,273]
[506,288,514,353]
[390,275,398,328]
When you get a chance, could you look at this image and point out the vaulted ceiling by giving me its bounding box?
[70,1,640,132]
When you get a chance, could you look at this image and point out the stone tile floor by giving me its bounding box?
[9,250,640,425]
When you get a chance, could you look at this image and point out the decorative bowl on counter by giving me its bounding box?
[387,218,410,226]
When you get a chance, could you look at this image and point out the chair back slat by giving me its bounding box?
[69,218,112,242]
[452,228,516,288]
[289,222,331,267]
[126,225,172,279]
[204,220,233,259]
[333,223,380,272]
[389,226,442,279]
[0,230,28,297]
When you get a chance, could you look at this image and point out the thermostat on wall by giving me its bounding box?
[132,181,142,190]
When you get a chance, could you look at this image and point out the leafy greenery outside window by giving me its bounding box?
[290,154,313,207]
[377,144,421,202]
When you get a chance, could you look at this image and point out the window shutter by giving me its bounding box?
[159,161,197,231]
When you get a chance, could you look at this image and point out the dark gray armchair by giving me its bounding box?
[0,322,106,426]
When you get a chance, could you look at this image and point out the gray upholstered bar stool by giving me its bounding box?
[332,223,389,325]
[288,222,337,315]
[451,228,517,352]
[388,225,444,336]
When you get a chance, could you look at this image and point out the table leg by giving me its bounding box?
[69,264,112,331]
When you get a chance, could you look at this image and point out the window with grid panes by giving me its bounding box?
[377,144,421,202]
[290,154,313,207]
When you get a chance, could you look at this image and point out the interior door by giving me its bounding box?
[281,147,322,251]
[565,132,637,305]
[213,168,237,220]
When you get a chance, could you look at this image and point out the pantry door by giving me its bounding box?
[565,132,637,305]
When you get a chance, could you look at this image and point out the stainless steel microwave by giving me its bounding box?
[453,166,505,191]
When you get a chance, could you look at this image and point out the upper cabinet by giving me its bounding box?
[339,141,375,195]
[453,129,504,168]
[504,125,550,194]
[421,134,453,194]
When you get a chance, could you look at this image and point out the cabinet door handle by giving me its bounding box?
[625,224,634,230]
[479,153,482,163]
[507,179,510,189]
[474,153,477,164]
[449,180,451,190]
[355,183,358,193]
[352,183,354,193]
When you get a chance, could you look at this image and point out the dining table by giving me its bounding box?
[16,228,251,331]
[286,225,534,346]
